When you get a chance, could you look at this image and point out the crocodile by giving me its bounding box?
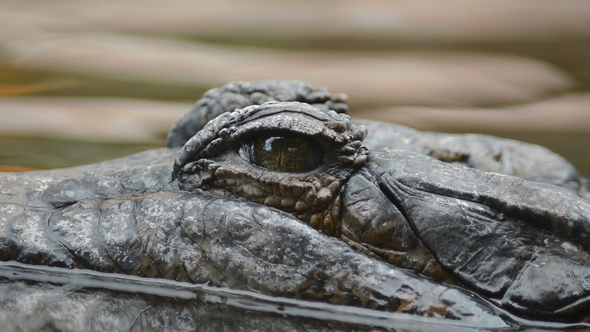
[1,80,590,331]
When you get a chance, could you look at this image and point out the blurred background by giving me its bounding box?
[0,0,589,175]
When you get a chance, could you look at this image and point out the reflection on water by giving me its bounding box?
[0,262,585,332]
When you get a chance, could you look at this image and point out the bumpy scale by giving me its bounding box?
[173,101,367,236]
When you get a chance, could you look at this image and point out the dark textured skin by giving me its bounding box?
[167,80,349,148]
[173,101,368,236]
[2,80,590,330]
[0,148,512,331]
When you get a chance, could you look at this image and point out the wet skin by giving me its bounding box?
[1,80,590,330]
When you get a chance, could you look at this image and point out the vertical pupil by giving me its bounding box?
[241,132,325,172]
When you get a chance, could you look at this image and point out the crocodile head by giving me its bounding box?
[171,81,590,322]
[3,80,590,328]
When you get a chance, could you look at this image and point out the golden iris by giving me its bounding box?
[240,132,325,172]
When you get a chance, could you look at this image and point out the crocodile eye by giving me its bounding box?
[239,131,326,172]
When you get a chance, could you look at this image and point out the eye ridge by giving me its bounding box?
[239,130,326,173]
[172,101,368,237]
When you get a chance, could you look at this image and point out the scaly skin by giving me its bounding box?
[172,90,590,322]
[0,148,512,331]
[2,80,590,330]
